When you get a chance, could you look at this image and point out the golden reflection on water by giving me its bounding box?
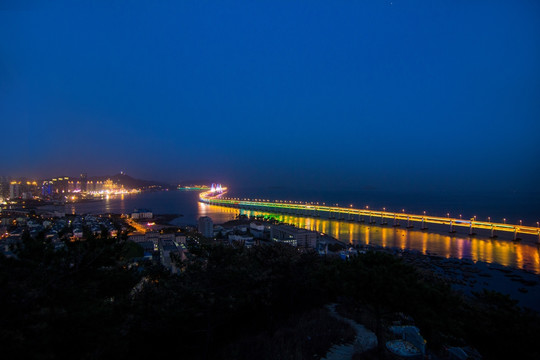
[381,227,387,248]
[399,229,406,250]
[364,226,370,246]
[421,232,428,255]
[203,205,540,274]
[516,243,524,270]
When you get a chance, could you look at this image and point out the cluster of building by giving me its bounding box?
[0,212,118,257]
[131,209,153,220]
[128,232,188,273]
[1,200,189,275]
[41,175,135,197]
[0,177,40,201]
[1,216,66,254]
[70,215,117,239]
[197,216,326,252]
[0,173,139,204]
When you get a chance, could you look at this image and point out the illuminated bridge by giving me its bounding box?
[200,187,540,242]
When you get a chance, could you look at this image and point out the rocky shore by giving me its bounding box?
[361,244,540,312]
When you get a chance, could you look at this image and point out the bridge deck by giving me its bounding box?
[199,189,540,238]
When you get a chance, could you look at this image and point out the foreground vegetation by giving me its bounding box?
[1,232,539,359]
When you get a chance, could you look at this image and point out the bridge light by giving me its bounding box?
[447,213,449,218]
[520,220,522,226]
[488,216,491,222]
[459,214,462,219]
[503,218,506,224]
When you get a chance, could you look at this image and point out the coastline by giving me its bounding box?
[363,244,540,313]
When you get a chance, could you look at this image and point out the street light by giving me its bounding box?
[503,218,506,224]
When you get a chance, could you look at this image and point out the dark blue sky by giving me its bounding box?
[1,1,539,192]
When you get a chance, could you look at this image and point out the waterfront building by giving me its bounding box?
[50,177,69,193]
[0,176,9,199]
[86,180,104,192]
[229,234,255,247]
[68,180,77,192]
[270,224,319,249]
[21,192,33,200]
[80,173,87,192]
[9,182,21,199]
[131,209,153,220]
[249,222,268,238]
[41,181,53,197]
[198,216,214,238]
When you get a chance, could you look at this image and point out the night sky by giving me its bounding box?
[1,1,539,192]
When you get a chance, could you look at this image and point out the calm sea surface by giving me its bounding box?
[68,188,540,274]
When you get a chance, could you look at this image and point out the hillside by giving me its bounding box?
[89,173,172,190]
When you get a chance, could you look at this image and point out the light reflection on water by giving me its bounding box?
[66,194,540,274]
[201,203,540,274]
